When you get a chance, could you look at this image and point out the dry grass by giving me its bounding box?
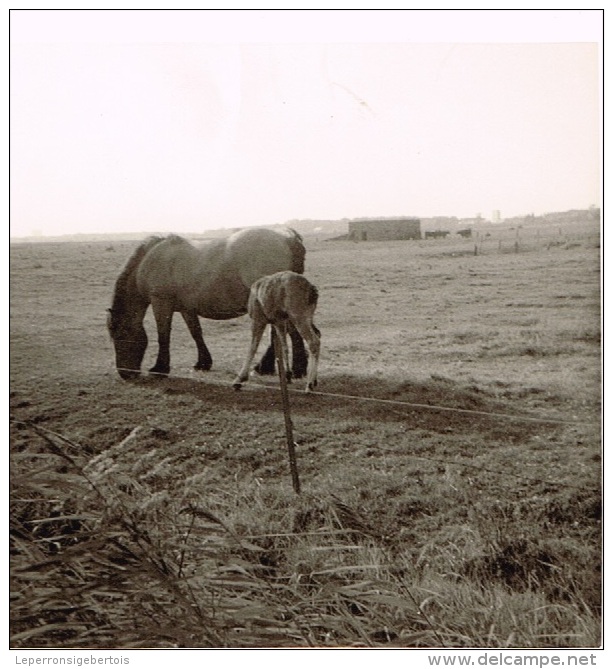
[10,221,601,648]
[10,412,600,648]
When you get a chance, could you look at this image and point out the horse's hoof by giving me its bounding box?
[254,363,275,376]
[194,363,212,372]
[233,383,242,391]
[118,369,141,380]
[148,367,169,378]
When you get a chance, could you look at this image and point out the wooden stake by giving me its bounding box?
[274,329,301,495]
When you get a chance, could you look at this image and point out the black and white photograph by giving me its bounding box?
[8,8,604,663]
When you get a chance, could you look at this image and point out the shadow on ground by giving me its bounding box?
[130,371,569,443]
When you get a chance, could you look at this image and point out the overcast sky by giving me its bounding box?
[10,9,602,237]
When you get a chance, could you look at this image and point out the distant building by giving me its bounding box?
[492,210,501,223]
[348,217,421,241]
[421,216,459,231]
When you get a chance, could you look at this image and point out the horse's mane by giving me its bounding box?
[286,228,306,274]
[165,234,191,246]
[110,236,167,316]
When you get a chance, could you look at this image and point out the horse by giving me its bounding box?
[233,271,321,393]
[107,227,308,380]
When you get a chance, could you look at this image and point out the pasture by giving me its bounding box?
[9,223,601,648]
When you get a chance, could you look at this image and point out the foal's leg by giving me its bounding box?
[288,321,308,379]
[149,297,174,376]
[254,330,276,376]
[255,324,306,377]
[292,317,321,392]
[233,314,268,389]
[273,323,292,383]
[181,311,213,371]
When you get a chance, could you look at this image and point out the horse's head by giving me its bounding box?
[107,308,148,379]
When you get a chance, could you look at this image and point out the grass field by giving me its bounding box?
[9,222,601,648]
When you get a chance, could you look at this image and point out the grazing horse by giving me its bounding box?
[107,228,308,380]
[233,271,321,392]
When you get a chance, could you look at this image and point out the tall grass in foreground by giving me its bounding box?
[10,421,600,649]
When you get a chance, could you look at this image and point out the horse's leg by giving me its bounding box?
[288,321,308,379]
[273,322,292,383]
[233,313,268,389]
[292,318,321,392]
[254,319,307,379]
[254,328,276,376]
[149,297,174,376]
[181,311,213,371]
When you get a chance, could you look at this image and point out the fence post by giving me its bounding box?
[274,329,301,495]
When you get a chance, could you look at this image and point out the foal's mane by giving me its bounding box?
[110,236,166,317]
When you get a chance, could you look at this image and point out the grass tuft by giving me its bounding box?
[10,418,600,648]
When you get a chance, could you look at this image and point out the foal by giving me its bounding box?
[233,271,321,392]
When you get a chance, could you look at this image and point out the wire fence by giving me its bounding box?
[466,226,600,256]
[110,364,599,428]
[10,361,600,499]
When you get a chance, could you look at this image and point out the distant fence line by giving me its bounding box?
[462,227,600,256]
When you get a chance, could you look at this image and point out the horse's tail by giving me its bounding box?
[286,228,306,274]
[306,282,318,307]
